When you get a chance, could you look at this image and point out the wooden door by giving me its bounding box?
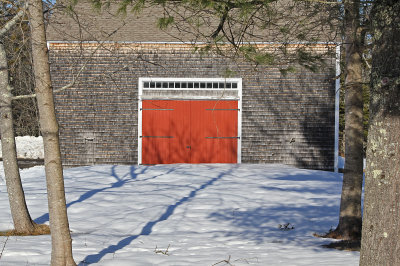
[190,101,238,163]
[141,100,238,164]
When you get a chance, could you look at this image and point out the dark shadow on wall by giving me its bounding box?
[78,167,233,265]
[297,67,336,170]
[240,63,336,171]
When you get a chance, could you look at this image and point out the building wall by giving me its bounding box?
[49,42,336,170]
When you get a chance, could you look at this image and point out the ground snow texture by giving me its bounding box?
[0,164,359,265]
[0,136,44,159]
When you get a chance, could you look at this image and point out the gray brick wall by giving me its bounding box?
[50,43,336,170]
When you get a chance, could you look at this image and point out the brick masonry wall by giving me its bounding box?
[49,43,336,170]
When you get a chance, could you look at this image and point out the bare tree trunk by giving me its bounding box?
[329,0,364,240]
[0,42,36,234]
[360,0,400,264]
[28,0,75,265]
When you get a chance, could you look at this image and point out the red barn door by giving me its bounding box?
[141,100,238,164]
[190,101,238,163]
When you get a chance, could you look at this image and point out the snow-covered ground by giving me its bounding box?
[0,136,44,159]
[0,162,359,265]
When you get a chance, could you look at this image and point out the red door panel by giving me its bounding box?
[191,101,238,163]
[142,138,170,164]
[141,100,173,164]
[141,100,238,164]
[168,101,191,163]
[142,100,172,137]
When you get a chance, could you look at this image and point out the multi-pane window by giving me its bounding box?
[143,81,238,89]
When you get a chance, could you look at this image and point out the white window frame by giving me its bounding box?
[138,77,242,165]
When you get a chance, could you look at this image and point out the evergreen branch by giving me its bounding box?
[157,0,278,10]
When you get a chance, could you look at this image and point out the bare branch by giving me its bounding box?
[12,61,88,100]
[154,244,170,255]
[11,10,128,103]
[12,45,97,100]
[210,7,229,39]
[0,2,28,38]
[11,91,36,100]
[361,52,371,69]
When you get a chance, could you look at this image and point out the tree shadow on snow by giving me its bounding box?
[78,167,233,265]
[34,165,153,224]
[208,204,339,246]
[272,171,341,183]
[206,170,343,247]
[259,185,340,195]
[259,170,342,196]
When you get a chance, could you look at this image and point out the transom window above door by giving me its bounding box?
[139,77,242,100]
[143,81,238,90]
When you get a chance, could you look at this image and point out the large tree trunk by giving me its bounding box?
[0,42,36,234]
[360,0,400,264]
[28,0,75,265]
[331,0,364,240]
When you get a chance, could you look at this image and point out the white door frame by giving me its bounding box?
[138,77,242,164]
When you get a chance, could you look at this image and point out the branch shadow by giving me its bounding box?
[208,204,339,245]
[207,171,342,246]
[259,185,339,195]
[273,172,341,182]
[34,165,153,224]
[78,166,233,265]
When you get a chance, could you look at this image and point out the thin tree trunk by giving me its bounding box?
[0,42,36,234]
[330,0,364,240]
[360,0,400,264]
[28,0,75,265]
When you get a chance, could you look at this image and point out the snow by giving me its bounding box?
[0,162,359,265]
[0,137,359,265]
[0,136,44,159]
[338,156,345,169]
[337,156,366,170]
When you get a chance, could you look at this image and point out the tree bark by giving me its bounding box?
[332,0,364,240]
[28,0,75,265]
[0,42,36,234]
[360,0,400,264]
